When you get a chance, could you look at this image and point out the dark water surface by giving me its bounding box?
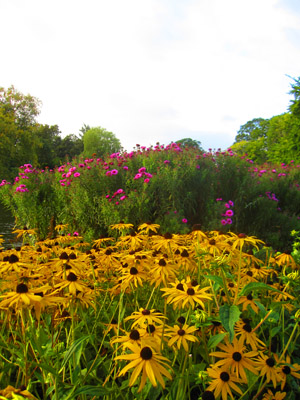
[0,202,18,248]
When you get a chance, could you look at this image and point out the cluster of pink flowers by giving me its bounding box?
[106,188,127,205]
[219,199,234,225]
[266,191,279,202]
[134,167,153,184]
[15,184,28,193]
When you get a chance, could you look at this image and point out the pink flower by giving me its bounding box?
[182,218,187,223]
[144,178,150,183]
[106,171,112,176]
[120,195,126,201]
[111,169,118,175]
[225,209,234,217]
[73,172,80,177]
[164,160,170,164]
[123,166,129,170]
[117,189,124,194]
[226,218,232,224]
[221,219,227,225]
[139,167,146,173]
[228,200,234,207]
[73,231,79,236]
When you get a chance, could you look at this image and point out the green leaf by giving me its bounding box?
[73,385,109,396]
[59,335,91,373]
[205,274,223,287]
[207,332,228,349]
[219,305,241,343]
[239,282,281,296]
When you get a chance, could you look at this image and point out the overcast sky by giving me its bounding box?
[1,0,300,151]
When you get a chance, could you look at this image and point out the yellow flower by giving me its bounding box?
[236,293,259,313]
[227,232,265,251]
[209,336,258,382]
[262,389,286,400]
[166,323,198,352]
[115,342,172,392]
[138,222,160,234]
[234,319,266,351]
[206,367,243,400]
[161,281,212,310]
[125,308,167,328]
[0,385,37,399]
[254,353,282,388]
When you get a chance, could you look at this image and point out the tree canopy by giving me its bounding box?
[83,127,121,158]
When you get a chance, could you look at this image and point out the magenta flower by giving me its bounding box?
[225,209,234,217]
[117,189,124,194]
[144,178,150,183]
[111,169,118,175]
[221,219,227,225]
[228,200,234,207]
[164,160,170,164]
[123,166,129,170]
[226,218,232,224]
[120,195,126,201]
[182,218,187,223]
[73,172,80,177]
[138,167,146,173]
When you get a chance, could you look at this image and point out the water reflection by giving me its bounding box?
[0,202,19,248]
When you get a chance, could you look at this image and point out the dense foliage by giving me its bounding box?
[0,224,299,399]
[1,144,299,252]
[231,77,300,164]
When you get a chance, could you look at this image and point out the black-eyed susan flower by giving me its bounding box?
[206,367,243,400]
[165,323,198,351]
[254,353,282,388]
[227,232,264,251]
[149,257,178,287]
[118,264,148,290]
[262,389,286,400]
[115,342,172,392]
[209,336,258,382]
[53,272,89,295]
[110,222,134,234]
[0,283,44,310]
[0,385,38,399]
[138,222,160,235]
[124,308,167,328]
[236,292,259,313]
[274,354,300,390]
[161,281,212,310]
[234,319,266,351]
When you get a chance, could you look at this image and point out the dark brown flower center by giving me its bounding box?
[176,283,184,291]
[202,391,215,400]
[246,271,253,277]
[130,267,138,275]
[177,316,186,325]
[220,371,230,382]
[158,259,167,266]
[282,365,291,375]
[16,283,29,293]
[181,249,189,257]
[177,329,185,336]
[129,330,140,340]
[105,249,112,255]
[60,252,69,260]
[140,346,153,360]
[147,324,155,334]
[9,254,19,264]
[247,293,253,300]
[187,288,195,295]
[164,232,173,239]
[232,352,242,361]
[142,309,150,315]
[266,357,275,367]
[243,323,252,332]
[67,272,77,282]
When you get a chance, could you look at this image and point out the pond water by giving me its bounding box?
[0,202,18,248]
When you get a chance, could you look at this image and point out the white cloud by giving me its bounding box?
[1,0,300,151]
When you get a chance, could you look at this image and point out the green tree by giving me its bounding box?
[83,127,121,158]
[175,138,203,150]
[56,134,83,162]
[288,76,300,118]
[0,86,41,180]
